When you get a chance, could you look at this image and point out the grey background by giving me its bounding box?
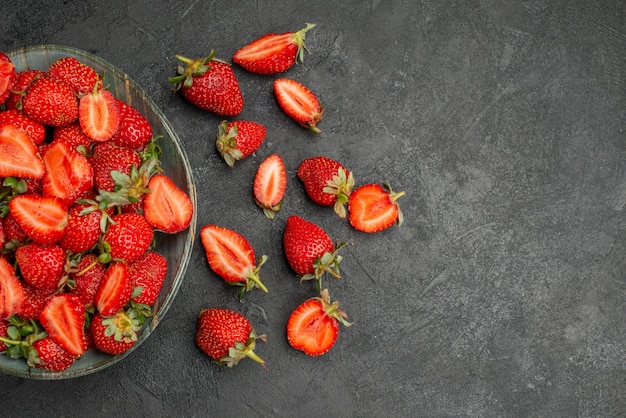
[1,0,625,416]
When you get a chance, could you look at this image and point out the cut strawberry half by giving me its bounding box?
[94,262,133,316]
[9,194,69,245]
[348,183,405,233]
[0,123,45,179]
[0,257,26,319]
[253,154,287,219]
[274,78,323,134]
[0,52,17,103]
[79,88,120,141]
[39,293,87,357]
[42,140,94,205]
[143,173,194,234]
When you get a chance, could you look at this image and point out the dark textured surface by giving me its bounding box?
[1,0,625,416]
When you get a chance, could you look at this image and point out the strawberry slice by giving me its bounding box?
[200,224,269,295]
[253,154,287,219]
[42,140,94,205]
[79,88,120,141]
[347,183,406,233]
[0,123,45,179]
[143,173,194,234]
[0,257,26,319]
[94,262,133,316]
[9,194,69,245]
[233,23,316,74]
[39,293,87,357]
[274,78,323,134]
[0,52,17,103]
[287,289,352,356]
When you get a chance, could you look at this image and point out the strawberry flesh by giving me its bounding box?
[0,257,26,319]
[39,293,87,356]
[348,183,405,233]
[143,173,193,234]
[9,194,68,245]
[42,139,94,205]
[274,78,323,134]
[253,153,287,219]
[0,123,46,179]
[79,88,120,141]
[95,262,132,316]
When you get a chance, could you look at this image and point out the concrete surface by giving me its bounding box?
[1,0,625,416]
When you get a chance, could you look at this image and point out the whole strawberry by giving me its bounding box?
[102,213,154,263]
[90,309,144,355]
[90,141,142,192]
[0,109,46,145]
[297,156,354,218]
[110,99,153,149]
[4,69,45,110]
[195,307,266,368]
[15,242,66,291]
[47,56,102,95]
[128,251,167,306]
[30,336,77,371]
[169,51,243,117]
[59,202,107,255]
[22,77,79,127]
[69,254,106,308]
[215,120,266,167]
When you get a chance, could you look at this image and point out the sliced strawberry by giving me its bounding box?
[111,99,153,149]
[347,183,405,233]
[143,173,194,234]
[0,123,45,179]
[39,293,87,357]
[9,194,69,245]
[0,51,17,104]
[128,251,168,306]
[94,262,132,316]
[78,88,120,141]
[274,78,323,134]
[0,109,46,145]
[200,224,268,294]
[42,140,94,205]
[0,257,26,319]
[15,242,66,291]
[253,154,287,219]
[48,56,102,95]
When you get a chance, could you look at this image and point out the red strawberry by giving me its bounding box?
[90,310,141,355]
[90,141,142,192]
[69,254,106,308]
[15,242,66,291]
[348,183,405,233]
[47,56,102,95]
[22,77,79,127]
[0,109,46,145]
[253,153,287,219]
[297,156,354,218]
[274,78,323,134]
[102,213,153,263]
[195,307,266,368]
[283,215,344,289]
[94,262,132,316]
[52,122,94,149]
[0,257,26,319]
[9,194,69,245]
[143,173,194,234]
[110,99,153,149]
[39,293,87,356]
[0,318,9,351]
[0,123,45,179]
[169,51,243,117]
[287,288,352,356]
[59,202,106,254]
[2,212,29,248]
[128,251,167,306]
[78,87,120,141]
[30,336,77,371]
[233,23,316,74]
[200,224,268,295]
[19,283,55,320]
[215,120,266,167]
[42,140,94,205]
[0,51,17,104]
[5,69,45,110]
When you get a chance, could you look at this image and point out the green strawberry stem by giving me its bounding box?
[293,23,316,63]
[245,255,269,294]
[168,51,216,90]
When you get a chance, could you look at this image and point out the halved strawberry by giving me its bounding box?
[0,257,26,319]
[347,183,405,233]
[15,242,66,291]
[42,140,94,205]
[78,87,120,141]
[0,109,46,145]
[0,51,17,104]
[111,99,153,150]
[215,120,266,167]
[48,56,102,95]
[94,262,132,316]
[200,224,269,295]
[233,23,316,74]
[39,293,87,357]
[253,154,287,219]
[143,173,194,234]
[274,78,323,134]
[0,123,45,179]
[9,194,69,245]
[287,288,352,356]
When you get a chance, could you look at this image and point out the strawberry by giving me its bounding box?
[2,212,29,249]
[347,183,405,233]
[200,224,268,295]
[274,78,323,134]
[47,56,102,95]
[15,242,66,291]
[19,283,55,320]
[287,288,352,356]
[69,254,106,308]
[233,23,316,74]
[22,76,79,127]
[102,213,153,263]
[39,293,87,356]
[143,173,194,234]
[215,120,266,167]
[30,336,77,371]
[42,140,94,205]
[0,123,45,179]
[282,215,344,290]
[59,202,106,255]
[110,99,153,149]
[78,87,120,141]
[0,257,26,319]
[297,156,354,218]
[90,141,142,192]
[52,122,94,149]
[253,153,287,219]
[4,69,45,110]
[90,310,143,355]
[9,194,69,245]
[0,51,17,104]
[128,251,167,306]
[169,51,243,117]
[195,307,266,368]
[94,262,132,316]
[0,109,46,145]
[0,318,9,351]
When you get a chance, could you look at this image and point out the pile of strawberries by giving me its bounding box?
[0,52,193,371]
[178,25,406,366]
